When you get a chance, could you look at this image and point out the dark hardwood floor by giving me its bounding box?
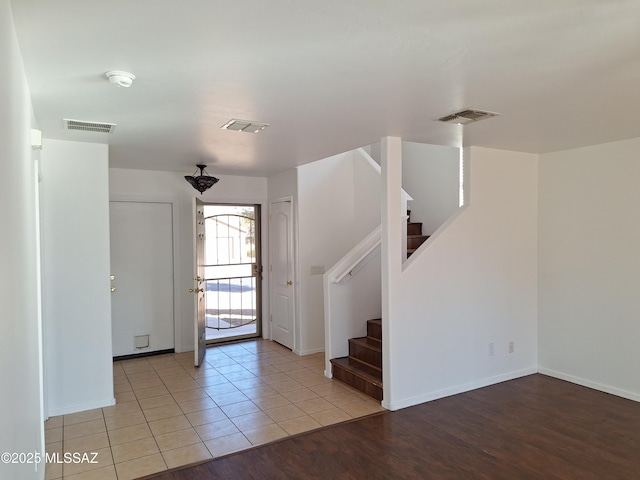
[140,374,640,479]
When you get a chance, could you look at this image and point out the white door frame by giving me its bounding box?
[109,195,182,352]
[269,196,297,351]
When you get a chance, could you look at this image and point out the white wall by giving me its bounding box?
[352,149,382,240]
[268,169,297,201]
[297,150,383,354]
[0,1,45,477]
[402,142,459,235]
[384,145,538,410]
[297,152,355,354]
[109,168,268,352]
[538,137,640,401]
[369,140,460,236]
[40,140,114,416]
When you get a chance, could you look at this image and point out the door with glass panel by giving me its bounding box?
[204,204,261,343]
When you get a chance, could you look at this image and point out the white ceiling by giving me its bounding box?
[10,0,640,176]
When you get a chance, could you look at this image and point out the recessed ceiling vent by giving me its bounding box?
[438,109,500,125]
[63,118,116,134]
[221,119,269,134]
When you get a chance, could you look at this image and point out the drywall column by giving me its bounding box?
[385,147,538,410]
[41,140,114,415]
[381,136,402,408]
[0,1,45,477]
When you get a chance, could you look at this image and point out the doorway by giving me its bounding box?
[110,200,175,357]
[269,198,294,350]
[203,204,261,343]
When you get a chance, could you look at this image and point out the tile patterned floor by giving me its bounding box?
[44,339,384,480]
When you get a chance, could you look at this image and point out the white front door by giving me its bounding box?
[110,201,174,357]
[270,199,294,349]
[194,198,206,367]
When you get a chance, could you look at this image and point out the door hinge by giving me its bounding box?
[269,265,272,272]
[270,314,272,323]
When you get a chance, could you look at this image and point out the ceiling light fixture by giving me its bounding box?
[220,119,269,133]
[184,164,219,194]
[105,70,136,88]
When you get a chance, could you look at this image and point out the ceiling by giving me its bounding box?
[10,0,640,176]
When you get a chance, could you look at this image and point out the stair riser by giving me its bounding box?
[407,236,429,250]
[332,365,383,401]
[407,223,422,236]
[349,341,382,369]
[367,320,382,340]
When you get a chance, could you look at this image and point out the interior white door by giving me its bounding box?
[194,198,206,367]
[110,201,174,357]
[270,199,294,349]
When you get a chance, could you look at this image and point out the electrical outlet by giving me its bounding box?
[508,341,514,353]
[489,343,495,356]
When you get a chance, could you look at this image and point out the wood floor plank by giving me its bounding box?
[140,374,640,480]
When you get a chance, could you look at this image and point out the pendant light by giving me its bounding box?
[184,164,219,194]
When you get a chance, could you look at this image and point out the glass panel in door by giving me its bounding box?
[204,204,260,343]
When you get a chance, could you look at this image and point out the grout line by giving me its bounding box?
[49,339,382,479]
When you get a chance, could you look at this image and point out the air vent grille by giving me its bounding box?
[438,109,500,125]
[221,119,269,134]
[63,119,116,134]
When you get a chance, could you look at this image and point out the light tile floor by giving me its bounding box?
[44,339,384,480]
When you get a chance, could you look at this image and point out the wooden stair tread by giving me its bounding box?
[330,357,382,385]
[349,336,381,351]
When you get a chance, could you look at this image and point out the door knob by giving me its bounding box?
[286,280,292,286]
[110,286,117,292]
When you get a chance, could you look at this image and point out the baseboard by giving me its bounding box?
[382,366,537,411]
[113,348,175,361]
[538,367,640,403]
[48,397,116,418]
[295,347,325,356]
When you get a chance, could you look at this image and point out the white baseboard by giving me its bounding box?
[295,347,325,356]
[538,367,640,403]
[48,397,116,417]
[382,367,537,411]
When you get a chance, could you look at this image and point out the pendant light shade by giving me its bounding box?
[185,164,219,194]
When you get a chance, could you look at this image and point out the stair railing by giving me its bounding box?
[329,225,381,284]
[323,226,382,378]
[323,147,413,378]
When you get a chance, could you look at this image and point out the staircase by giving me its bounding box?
[329,213,430,400]
[407,210,429,257]
[330,319,383,401]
